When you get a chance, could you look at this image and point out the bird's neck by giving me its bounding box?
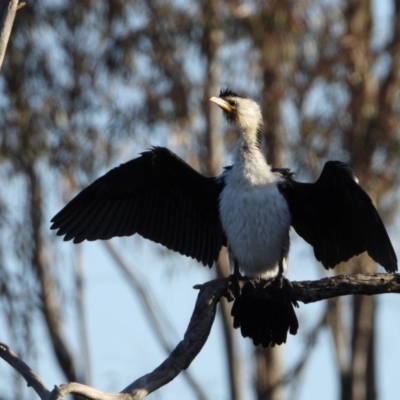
[239,130,259,152]
[232,128,276,185]
[235,126,264,162]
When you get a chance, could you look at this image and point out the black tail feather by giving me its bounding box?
[231,282,299,347]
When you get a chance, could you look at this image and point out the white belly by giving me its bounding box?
[219,181,291,278]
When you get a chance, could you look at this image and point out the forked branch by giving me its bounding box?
[0,273,399,400]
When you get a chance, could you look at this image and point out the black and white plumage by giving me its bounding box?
[213,91,292,281]
[51,89,397,347]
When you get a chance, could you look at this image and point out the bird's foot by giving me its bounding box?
[262,275,298,307]
[225,271,248,302]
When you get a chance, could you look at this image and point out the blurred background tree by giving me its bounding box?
[0,0,399,399]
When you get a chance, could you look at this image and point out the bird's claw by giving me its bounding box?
[262,275,297,306]
[225,273,248,301]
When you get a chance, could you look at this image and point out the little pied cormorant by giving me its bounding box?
[51,88,397,347]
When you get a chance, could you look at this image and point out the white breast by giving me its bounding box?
[219,159,291,279]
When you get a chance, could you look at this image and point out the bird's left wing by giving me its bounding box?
[51,147,226,267]
[278,161,397,272]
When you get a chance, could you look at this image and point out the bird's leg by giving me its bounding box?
[268,256,296,306]
[233,258,241,279]
[226,258,244,301]
[275,256,286,289]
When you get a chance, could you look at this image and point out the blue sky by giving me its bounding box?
[1,0,400,398]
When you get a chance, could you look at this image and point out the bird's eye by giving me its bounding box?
[228,100,237,107]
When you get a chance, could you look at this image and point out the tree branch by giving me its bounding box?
[0,273,398,399]
[292,273,400,303]
[0,0,20,70]
[0,342,50,399]
[102,241,208,400]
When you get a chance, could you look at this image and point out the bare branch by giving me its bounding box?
[48,383,129,400]
[121,278,223,398]
[0,342,50,399]
[0,273,398,399]
[0,0,19,69]
[292,273,400,304]
[102,241,208,400]
[220,273,400,304]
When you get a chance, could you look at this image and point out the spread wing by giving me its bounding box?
[51,147,226,267]
[278,161,397,272]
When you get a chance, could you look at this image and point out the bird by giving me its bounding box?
[51,88,398,347]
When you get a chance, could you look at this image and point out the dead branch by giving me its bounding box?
[0,273,398,400]
[0,0,20,69]
[292,273,400,303]
[0,342,49,399]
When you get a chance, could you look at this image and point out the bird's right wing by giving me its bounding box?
[278,161,397,272]
[51,147,226,267]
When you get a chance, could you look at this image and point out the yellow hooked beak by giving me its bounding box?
[210,96,233,113]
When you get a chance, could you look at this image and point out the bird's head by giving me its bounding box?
[210,88,263,135]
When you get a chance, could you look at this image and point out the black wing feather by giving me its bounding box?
[51,147,226,267]
[279,161,397,272]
